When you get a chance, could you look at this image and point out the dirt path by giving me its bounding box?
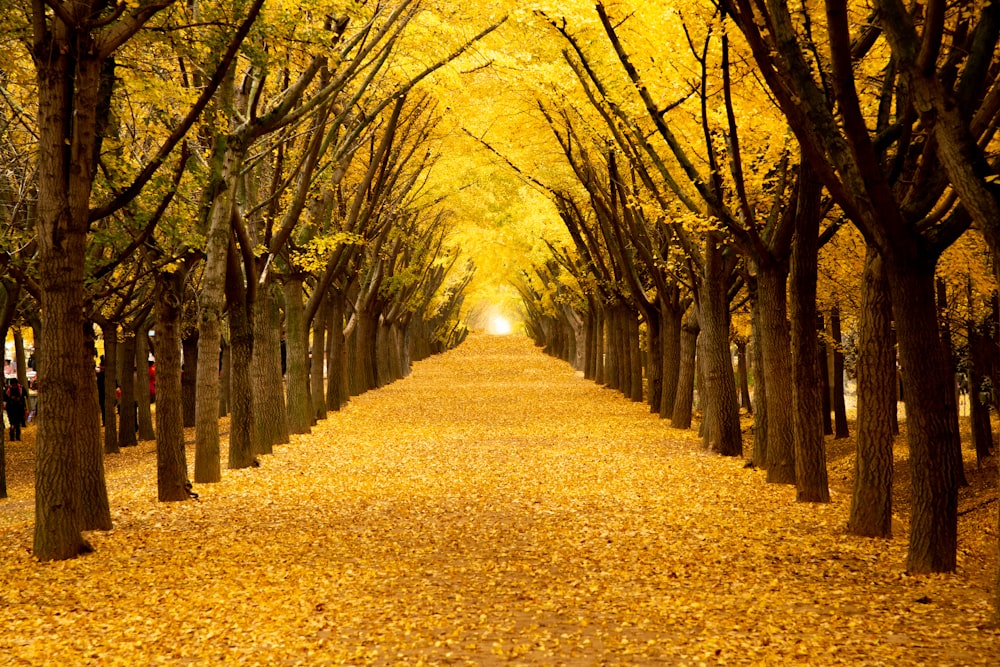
[1,334,996,665]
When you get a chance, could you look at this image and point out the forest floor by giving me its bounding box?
[0,333,997,665]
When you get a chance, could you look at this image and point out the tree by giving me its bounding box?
[25,0,261,560]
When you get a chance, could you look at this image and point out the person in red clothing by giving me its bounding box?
[148,360,156,403]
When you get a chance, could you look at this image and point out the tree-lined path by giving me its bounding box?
[1,334,996,664]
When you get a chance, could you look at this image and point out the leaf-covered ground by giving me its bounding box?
[1,334,997,665]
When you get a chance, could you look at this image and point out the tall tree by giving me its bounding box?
[26,0,261,559]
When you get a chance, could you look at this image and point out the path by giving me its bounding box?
[1,334,996,665]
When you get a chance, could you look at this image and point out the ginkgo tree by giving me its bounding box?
[10,0,264,560]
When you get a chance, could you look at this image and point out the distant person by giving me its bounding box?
[5,378,26,441]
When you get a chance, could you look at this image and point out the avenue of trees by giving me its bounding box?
[479,1,1000,612]
[1,0,998,618]
[0,0,502,559]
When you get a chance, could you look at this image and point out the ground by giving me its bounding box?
[0,334,997,665]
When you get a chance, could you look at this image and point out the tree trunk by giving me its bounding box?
[660,295,682,418]
[968,318,994,465]
[99,322,119,454]
[584,301,598,381]
[756,260,795,481]
[284,276,312,434]
[671,306,698,429]
[219,340,230,418]
[135,328,155,441]
[117,332,138,449]
[392,320,412,378]
[326,290,350,412]
[252,284,288,451]
[77,321,111,533]
[941,278,969,487]
[181,333,198,429]
[354,309,379,395]
[595,307,606,385]
[735,338,752,414]
[195,129,244,483]
[311,293,329,421]
[346,325,361,396]
[886,258,958,573]
[750,278,769,468]
[33,26,102,560]
[155,272,189,502]
[848,248,894,537]
[790,162,828,502]
[227,300,256,469]
[831,306,850,439]
[376,320,394,388]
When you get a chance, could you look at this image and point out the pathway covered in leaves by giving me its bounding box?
[1,334,997,664]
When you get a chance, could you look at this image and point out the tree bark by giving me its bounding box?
[756,259,795,481]
[790,162,829,502]
[251,283,288,451]
[354,309,379,395]
[326,289,350,412]
[284,276,312,434]
[940,278,969,487]
[219,340,230,418]
[194,134,241,482]
[81,320,111,532]
[849,248,895,537]
[117,332,138,449]
[750,277,769,468]
[671,307,698,429]
[887,259,958,573]
[700,236,742,456]
[659,295,682,418]
[155,271,189,502]
[181,332,198,429]
[226,240,255,469]
[311,293,330,421]
[33,40,111,557]
[968,316,995,465]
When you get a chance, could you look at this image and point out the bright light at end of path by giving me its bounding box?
[488,315,513,336]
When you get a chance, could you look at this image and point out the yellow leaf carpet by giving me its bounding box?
[1,334,997,665]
